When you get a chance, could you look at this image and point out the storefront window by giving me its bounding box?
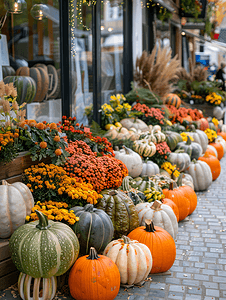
[101,0,123,104]
[69,0,93,125]
[0,0,61,123]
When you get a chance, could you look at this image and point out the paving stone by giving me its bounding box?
[206,288,220,297]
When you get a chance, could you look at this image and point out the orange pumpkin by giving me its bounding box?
[162,198,179,222]
[198,118,209,131]
[198,153,221,181]
[209,142,224,160]
[128,220,176,274]
[181,115,193,123]
[178,185,197,215]
[218,132,226,141]
[165,93,181,108]
[68,247,120,300]
[205,147,217,157]
[162,183,190,221]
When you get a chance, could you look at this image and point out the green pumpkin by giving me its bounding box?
[9,210,79,278]
[177,136,193,157]
[165,131,183,151]
[2,66,16,78]
[177,136,202,160]
[96,189,139,238]
[69,204,114,255]
[122,175,161,193]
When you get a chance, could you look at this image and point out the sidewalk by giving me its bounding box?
[1,156,226,300]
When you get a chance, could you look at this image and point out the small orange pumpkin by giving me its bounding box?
[162,183,190,221]
[198,118,209,131]
[209,142,224,160]
[205,147,217,157]
[68,247,120,300]
[128,220,176,274]
[218,132,226,141]
[162,198,179,222]
[165,93,181,108]
[198,153,221,181]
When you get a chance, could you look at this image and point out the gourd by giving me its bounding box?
[122,176,161,193]
[9,210,79,278]
[213,106,224,120]
[165,93,181,108]
[3,76,36,105]
[2,66,16,78]
[196,118,209,131]
[185,159,212,191]
[128,220,176,274]
[188,130,209,154]
[133,140,156,157]
[162,183,190,221]
[69,247,120,300]
[209,142,224,160]
[215,136,226,154]
[140,161,160,177]
[168,150,190,172]
[18,273,57,300]
[152,127,166,143]
[0,180,34,238]
[103,236,152,286]
[114,146,143,177]
[96,189,139,238]
[207,145,218,158]
[123,189,145,205]
[165,131,183,151]
[69,204,114,255]
[120,118,149,132]
[16,66,49,102]
[135,200,178,239]
[199,153,221,181]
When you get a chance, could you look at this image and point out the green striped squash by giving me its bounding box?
[16,66,49,102]
[2,66,16,78]
[165,93,181,108]
[3,76,36,105]
[69,204,114,255]
[9,210,80,278]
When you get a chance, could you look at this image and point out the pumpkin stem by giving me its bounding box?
[109,190,117,196]
[84,204,94,212]
[122,235,131,244]
[87,247,100,260]
[151,200,162,211]
[35,210,51,230]
[186,136,192,145]
[122,145,132,155]
[169,181,177,190]
[144,219,156,232]
[2,180,9,186]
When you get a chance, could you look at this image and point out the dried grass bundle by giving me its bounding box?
[176,58,208,83]
[134,42,181,99]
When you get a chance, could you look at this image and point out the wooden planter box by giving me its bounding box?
[0,152,51,290]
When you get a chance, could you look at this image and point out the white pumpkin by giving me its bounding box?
[220,124,226,133]
[103,236,152,285]
[141,161,160,177]
[168,151,191,172]
[207,145,218,158]
[189,130,208,154]
[185,160,212,192]
[181,173,194,190]
[120,118,149,132]
[0,180,34,238]
[213,106,224,120]
[135,201,178,240]
[216,136,226,154]
[114,146,143,177]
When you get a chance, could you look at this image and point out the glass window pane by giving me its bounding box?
[101,0,123,104]
[69,0,93,125]
[0,0,61,123]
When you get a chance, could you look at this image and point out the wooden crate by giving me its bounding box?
[0,152,51,290]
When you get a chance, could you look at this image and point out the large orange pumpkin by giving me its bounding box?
[179,185,197,215]
[218,132,226,141]
[128,220,176,274]
[68,247,120,300]
[162,183,190,221]
[165,93,181,108]
[162,198,179,222]
[198,153,221,181]
[209,142,224,160]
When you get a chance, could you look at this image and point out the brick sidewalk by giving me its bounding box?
[1,157,226,300]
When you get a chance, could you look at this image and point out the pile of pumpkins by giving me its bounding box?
[2,173,197,300]
[2,64,60,104]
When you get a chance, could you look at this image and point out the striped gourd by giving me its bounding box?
[3,76,36,105]
[153,131,166,143]
[16,66,49,102]
[2,66,16,78]
[18,272,57,300]
[9,210,80,278]
[133,140,156,157]
[165,93,181,108]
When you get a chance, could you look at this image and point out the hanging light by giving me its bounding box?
[4,0,26,14]
[30,4,49,21]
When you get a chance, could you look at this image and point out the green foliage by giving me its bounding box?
[90,120,107,137]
